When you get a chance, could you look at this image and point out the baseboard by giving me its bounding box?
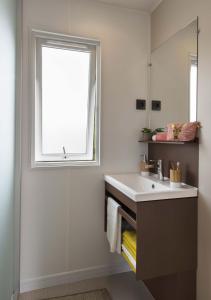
[20,262,130,293]
[11,291,19,300]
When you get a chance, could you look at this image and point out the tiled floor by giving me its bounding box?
[19,272,154,300]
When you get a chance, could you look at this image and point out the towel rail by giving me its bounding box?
[118,207,137,230]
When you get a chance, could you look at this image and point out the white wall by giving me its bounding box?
[20,0,150,291]
[152,1,211,299]
[0,0,16,299]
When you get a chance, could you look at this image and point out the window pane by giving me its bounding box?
[41,46,91,154]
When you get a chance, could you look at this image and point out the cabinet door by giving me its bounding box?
[136,197,197,280]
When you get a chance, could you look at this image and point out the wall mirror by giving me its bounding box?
[149,19,198,129]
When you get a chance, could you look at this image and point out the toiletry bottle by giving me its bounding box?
[140,154,153,176]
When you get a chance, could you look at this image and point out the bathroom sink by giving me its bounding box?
[104,173,198,202]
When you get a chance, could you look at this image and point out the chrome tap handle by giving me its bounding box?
[157,159,164,181]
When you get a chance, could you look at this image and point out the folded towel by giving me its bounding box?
[107,198,122,253]
[122,252,136,273]
[123,240,136,259]
[122,244,136,273]
[123,230,136,251]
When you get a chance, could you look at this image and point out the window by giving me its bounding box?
[189,55,198,122]
[31,30,101,167]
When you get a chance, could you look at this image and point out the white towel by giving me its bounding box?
[107,197,122,254]
[122,244,136,269]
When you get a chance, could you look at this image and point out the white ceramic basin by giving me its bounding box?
[104,173,198,202]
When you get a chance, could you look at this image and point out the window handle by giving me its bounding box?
[63,146,67,159]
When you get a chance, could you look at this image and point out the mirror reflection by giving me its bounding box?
[149,19,198,129]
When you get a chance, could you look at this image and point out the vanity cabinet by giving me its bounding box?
[105,182,197,300]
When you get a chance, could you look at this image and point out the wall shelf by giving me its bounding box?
[139,139,198,145]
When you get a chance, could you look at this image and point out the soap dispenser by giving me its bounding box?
[140,154,153,176]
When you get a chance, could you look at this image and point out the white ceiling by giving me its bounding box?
[97,0,162,12]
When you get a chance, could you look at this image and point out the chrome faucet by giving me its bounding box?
[157,160,164,181]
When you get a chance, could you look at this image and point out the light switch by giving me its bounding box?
[136,99,146,110]
[152,100,161,111]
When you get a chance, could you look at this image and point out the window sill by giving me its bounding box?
[31,160,100,169]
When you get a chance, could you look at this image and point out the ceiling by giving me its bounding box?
[97,0,163,12]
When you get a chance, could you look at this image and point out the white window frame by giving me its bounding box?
[30,30,101,168]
